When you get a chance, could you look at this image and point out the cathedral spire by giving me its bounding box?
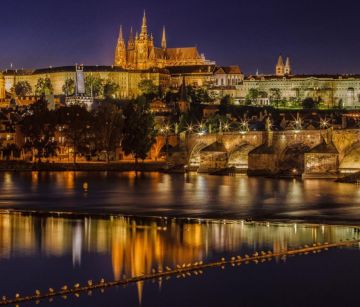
[118,25,124,42]
[114,25,126,68]
[128,26,135,49]
[140,10,148,38]
[161,26,167,49]
[284,56,292,75]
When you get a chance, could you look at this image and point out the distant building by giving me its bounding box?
[213,66,243,87]
[240,74,360,108]
[275,55,292,76]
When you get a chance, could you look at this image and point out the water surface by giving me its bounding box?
[1,171,360,222]
[0,212,359,307]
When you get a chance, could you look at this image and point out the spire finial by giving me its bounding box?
[161,26,167,49]
[118,25,124,41]
[141,10,147,37]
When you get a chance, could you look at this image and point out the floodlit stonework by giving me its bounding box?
[114,11,213,70]
[3,66,169,99]
[0,72,5,99]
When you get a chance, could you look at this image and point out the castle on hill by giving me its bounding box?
[114,11,213,70]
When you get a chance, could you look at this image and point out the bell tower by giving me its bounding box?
[275,55,285,76]
[136,10,151,69]
[284,57,292,75]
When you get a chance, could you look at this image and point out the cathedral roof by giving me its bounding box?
[164,47,202,60]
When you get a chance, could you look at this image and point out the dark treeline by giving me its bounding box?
[16,96,156,164]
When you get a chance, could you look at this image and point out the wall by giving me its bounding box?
[3,68,168,99]
[0,73,5,99]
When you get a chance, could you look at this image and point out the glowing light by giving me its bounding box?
[320,117,330,129]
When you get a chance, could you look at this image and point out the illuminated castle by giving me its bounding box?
[114,11,212,70]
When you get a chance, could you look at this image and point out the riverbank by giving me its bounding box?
[0,161,167,172]
[336,171,360,183]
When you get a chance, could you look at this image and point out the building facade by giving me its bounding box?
[239,74,360,108]
[0,72,5,100]
[114,12,213,70]
[209,57,360,109]
[3,66,170,99]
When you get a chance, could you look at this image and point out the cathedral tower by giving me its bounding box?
[114,25,127,67]
[284,57,292,75]
[140,10,148,39]
[128,27,135,50]
[135,10,153,69]
[275,55,285,76]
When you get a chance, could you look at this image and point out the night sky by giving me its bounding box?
[1,0,360,75]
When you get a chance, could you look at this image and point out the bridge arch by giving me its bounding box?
[339,142,360,171]
[228,143,255,170]
[188,142,210,168]
[278,143,311,175]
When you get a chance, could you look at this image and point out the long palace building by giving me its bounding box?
[1,13,360,109]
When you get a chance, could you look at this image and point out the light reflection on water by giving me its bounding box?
[1,172,360,306]
[0,212,359,306]
[2,171,360,221]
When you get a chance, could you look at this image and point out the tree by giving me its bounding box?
[93,101,123,162]
[103,79,120,99]
[219,95,233,114]
[206,114,229,132]
[246,88,259,104]
[122,96,156,165]
[14,81,32,97]
[35,77,53,96]
[165,90,180,104]
[2,144,20,160]
[56,104,93,163]
[187,86,211,104]
[138,79,159,99]
[21,99,57,162]
[302,97,319,109]
[85,75,103,97]
[62,78,75,96]
[269,88,281,107]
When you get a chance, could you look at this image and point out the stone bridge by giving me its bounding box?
[167,129,360,177]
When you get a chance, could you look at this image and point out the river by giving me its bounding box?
[1,172,360,306]
[1,171,360,223]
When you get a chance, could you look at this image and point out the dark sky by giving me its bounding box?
[1,0,360,75]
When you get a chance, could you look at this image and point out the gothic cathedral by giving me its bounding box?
[114,11,211,70]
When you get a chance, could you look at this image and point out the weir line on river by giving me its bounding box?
[1,239,359,306]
